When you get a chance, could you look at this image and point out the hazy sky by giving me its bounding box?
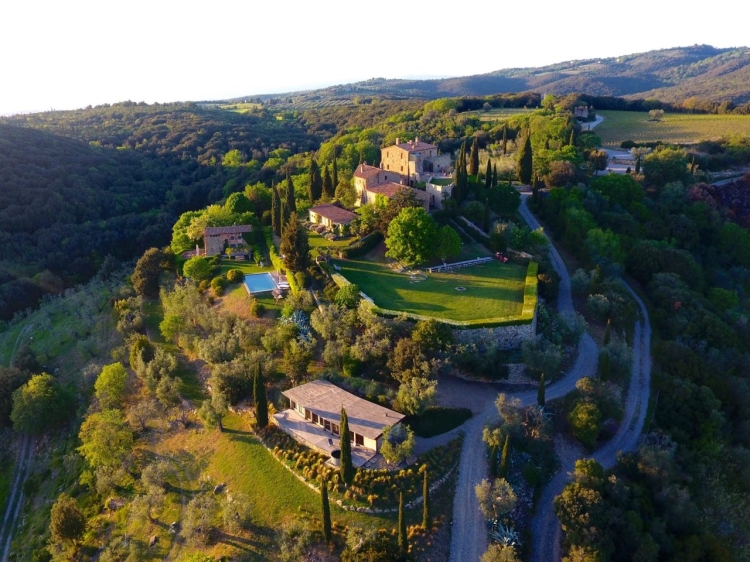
[1,0,746,115]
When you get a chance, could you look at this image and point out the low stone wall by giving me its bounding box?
[454,321,535,350]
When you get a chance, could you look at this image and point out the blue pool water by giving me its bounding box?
[244,272,278,294]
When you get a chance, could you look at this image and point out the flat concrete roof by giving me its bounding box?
[282,379,405,440]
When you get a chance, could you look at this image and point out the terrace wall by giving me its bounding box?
[453,319,535,350]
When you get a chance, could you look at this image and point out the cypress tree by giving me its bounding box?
[422,467,431,530]
[532,174,539,203]
[469,136,479,177]
[280,213,310,273]
[483,198,490,232]
[569,128,576,147]
[271,182,281,237]
[332,151,339,190]
[502,124,508,155]
[286,169,296,215]
[253,364,268,429]
[600,350,610,382]
[603,318,611,346]
[321,476,332,542]
[517,132,533,185]
[485,159,492,191]
[309,158,322,203]
[499,434,510,478]
[322,165,334,199]
[493,164,498,188]
[635,155,641,175]
[398,492,407,555]
[340,407,354,485]
[537,373,546,408]
[488,445,498,478]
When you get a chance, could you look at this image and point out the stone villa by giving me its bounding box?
[353,138,454,210]
[203,225,253,256]
[381,137,451,184]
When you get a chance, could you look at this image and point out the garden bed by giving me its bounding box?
[262,427,462,510]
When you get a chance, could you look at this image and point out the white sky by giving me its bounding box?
[1,0,746,115]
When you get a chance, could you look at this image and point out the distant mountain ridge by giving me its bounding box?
[231,45,750,106]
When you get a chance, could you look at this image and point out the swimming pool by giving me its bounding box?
[243,272,278,294]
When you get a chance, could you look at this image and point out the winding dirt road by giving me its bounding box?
[449,195,599,562]
[448,195,651,562]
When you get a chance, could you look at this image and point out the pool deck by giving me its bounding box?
[243,272,289,295]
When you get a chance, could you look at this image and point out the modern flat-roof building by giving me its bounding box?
[276,379,405,453]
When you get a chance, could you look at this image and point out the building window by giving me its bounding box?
[312,413,319,424]
[355,434,364,446]
[324,420,331,432]
[290,400,296,410]
[332,424,339,435]
[305,409,311,420]
[400,166,403,172]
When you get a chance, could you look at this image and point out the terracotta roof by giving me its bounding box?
[282,379,405,440]
[204,225,253,236]
[309,203,357,224]
[353,163,382,180]
[393,140,438,153]
[368,182,430,201]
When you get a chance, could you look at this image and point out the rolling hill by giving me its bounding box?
[230,45,750,107]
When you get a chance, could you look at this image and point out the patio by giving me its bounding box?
[273,409,377,468]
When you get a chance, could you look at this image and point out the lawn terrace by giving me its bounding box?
[334,257,535,325]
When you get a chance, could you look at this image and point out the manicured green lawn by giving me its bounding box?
[335,257,527,322]
[307,230,356,251]
[218,259,274,277]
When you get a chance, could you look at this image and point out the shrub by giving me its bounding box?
[568,401,601,449]
[570,268,591,296]
[210,276,227,296]
[249,299,265,318]
[586,294,610,320]
[227,269,244,283]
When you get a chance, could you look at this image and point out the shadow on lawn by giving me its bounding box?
[217,525,275,554]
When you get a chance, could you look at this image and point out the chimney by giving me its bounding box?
[415,136,419,144]
[396,137,400,145]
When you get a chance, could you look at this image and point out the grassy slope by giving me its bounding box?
[335,258,527,322]
[123,413,397,561]
[596,110,750,146]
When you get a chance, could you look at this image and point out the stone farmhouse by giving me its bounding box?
[308,203,357,230]
[381,137,451,184]
[353,163,430,210]
[203,225,253,256]
[353,138,454,210]
[274,379,405,466]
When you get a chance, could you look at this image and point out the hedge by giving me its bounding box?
[331,260,539,329]
[339,231,383,259]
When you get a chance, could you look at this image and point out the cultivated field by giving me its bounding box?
[466,107,533,122]
[335,257,531,324]
[596,110,750,146]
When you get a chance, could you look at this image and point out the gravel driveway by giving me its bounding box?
[448,195,599,562]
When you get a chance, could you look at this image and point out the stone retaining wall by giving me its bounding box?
[454,321,535,350]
